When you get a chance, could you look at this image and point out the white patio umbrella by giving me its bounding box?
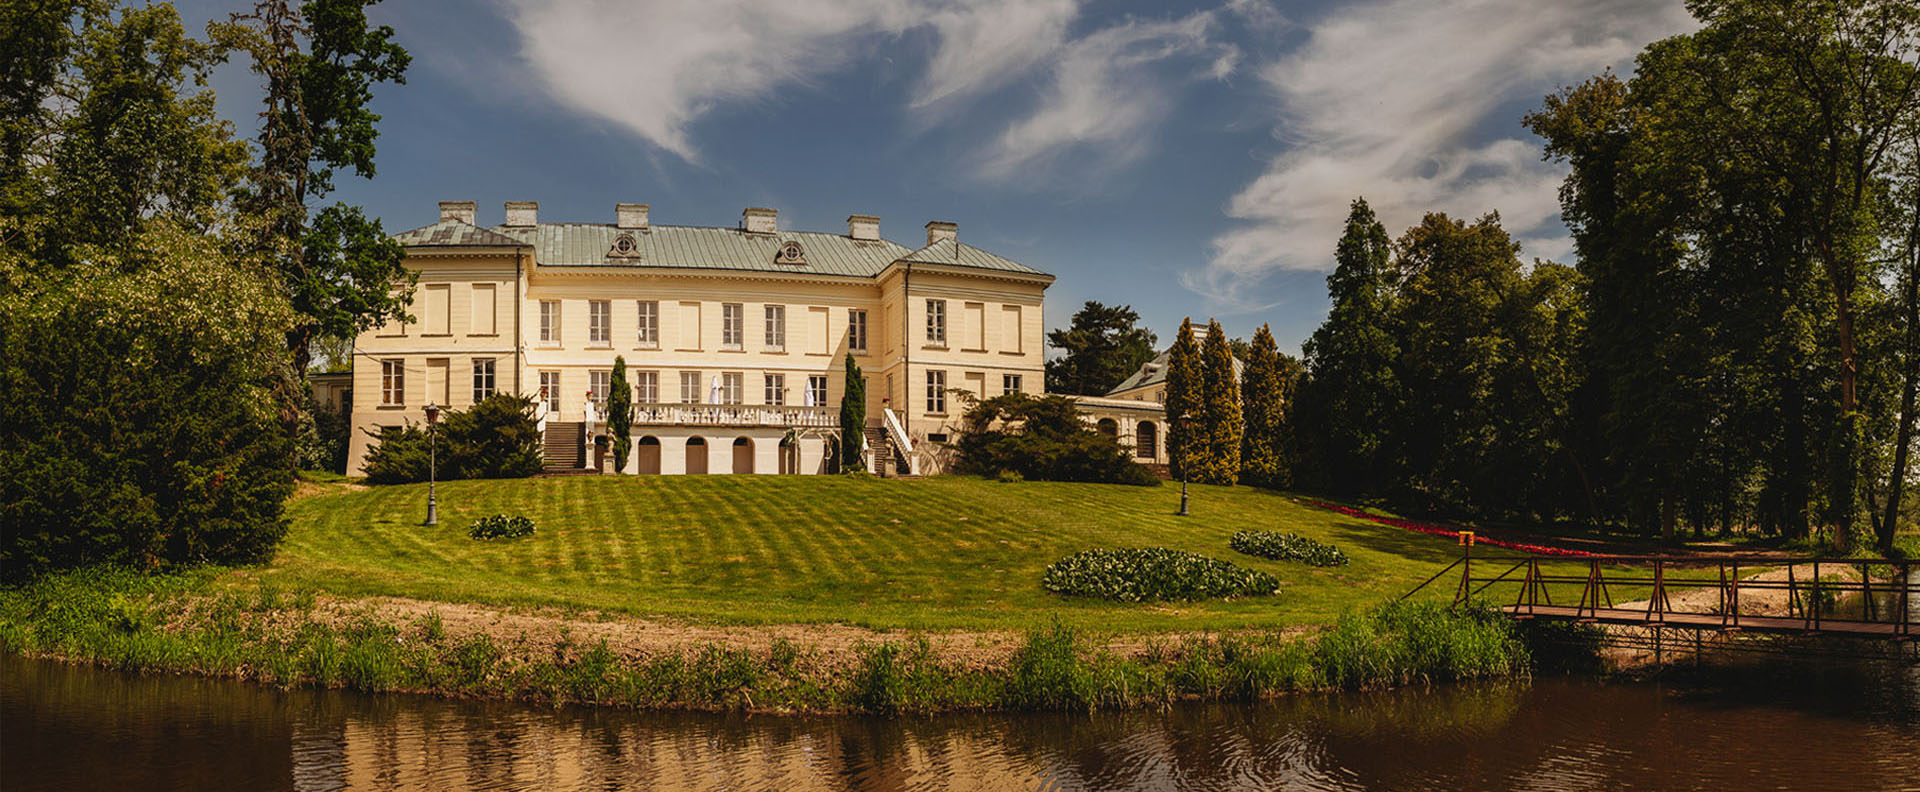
[709,376,721,405]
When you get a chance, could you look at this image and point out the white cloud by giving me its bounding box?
[1195,0,1697,307]
[913,0,1079,110]
[979,10,1240,183]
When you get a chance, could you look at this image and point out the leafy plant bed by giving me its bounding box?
[1042,548,1279,602]
[468,514,535,540]
[1231,531,1350,567]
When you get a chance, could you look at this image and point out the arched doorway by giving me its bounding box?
[685,436,708,474]
[1136,421,1157,459]
[779,436,796,475]
[732,437,754,474]
[636,436,661,474]
[1096,418,1118,438]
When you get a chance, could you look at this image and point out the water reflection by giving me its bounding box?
[4,654,1917,791]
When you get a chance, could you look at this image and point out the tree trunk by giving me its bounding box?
[1882,189,1920,552]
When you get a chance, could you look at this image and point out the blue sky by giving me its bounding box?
[177,0,1696,355]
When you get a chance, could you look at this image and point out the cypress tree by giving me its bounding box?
[1201,319,1242,485]
[1164,319,1204,480]
[839,353,865,472]
[1241,324,1285,488]
[608,356,631,472]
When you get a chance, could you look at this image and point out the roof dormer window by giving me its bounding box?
[609,232,640,258]
[775,240,805,265]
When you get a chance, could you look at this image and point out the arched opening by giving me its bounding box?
[732,437,755,474]
[1136,421,1157,459]
[635,436,661,475]
[685,436,708,475]
[779,436,796,475]
[1096,418,1118,438]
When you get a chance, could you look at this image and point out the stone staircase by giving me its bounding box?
[863,426,893,475]
[542,421,587,472]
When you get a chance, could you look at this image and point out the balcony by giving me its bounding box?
[626,403,836,428]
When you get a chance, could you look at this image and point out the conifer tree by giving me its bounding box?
[1297,197,1400,496]
[608,356,631,472]
[839,354,865,472]
[1200,319,1242,485]
[1164,319,1204,480]
[1240,324,1285,488]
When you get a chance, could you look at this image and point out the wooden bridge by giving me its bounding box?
[1402,547,1918,643]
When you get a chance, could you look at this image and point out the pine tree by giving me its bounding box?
[1164,319,1204,480]
[608,356,631,472]
[1201,319,1242,485]
[839,354,865,472]
[1241,324,1285,488]
[1298,197,1400,497]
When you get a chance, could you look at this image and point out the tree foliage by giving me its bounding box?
[1163,319,1204,480]
[608,356,631,472]
[1240,324,1287,488]
[840,354,865,472]
[1045,301,1158,395]
[1197,319,1242,485]
[361,394,542,484]
[955,394,1158,486]
[1295,197,1400,497]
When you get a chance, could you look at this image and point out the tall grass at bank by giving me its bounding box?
[1,568,1533,713]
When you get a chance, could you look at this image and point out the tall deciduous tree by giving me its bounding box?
[608,356,631,472]
[840,354,865,472]
[1297,197,1400,497]
[1199,319,1242,485]
[1164,319,1204,481]
[1045,301,1158,395]
[1240,323,1286,488]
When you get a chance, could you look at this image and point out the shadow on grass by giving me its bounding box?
[1321,518,1466,567]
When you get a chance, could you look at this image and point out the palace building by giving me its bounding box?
[346,201,1054,476]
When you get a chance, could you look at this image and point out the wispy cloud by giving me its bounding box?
[1195,0,1696,308]
[978,9,1239,183]
[912,0,1079,110]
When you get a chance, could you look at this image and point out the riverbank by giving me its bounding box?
[0,566,1537,713]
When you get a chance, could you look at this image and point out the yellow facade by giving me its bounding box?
[347,202,1052,475]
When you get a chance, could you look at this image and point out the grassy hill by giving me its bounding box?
[274,475,1477,632]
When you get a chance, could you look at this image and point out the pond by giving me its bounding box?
[3,652,1916,791]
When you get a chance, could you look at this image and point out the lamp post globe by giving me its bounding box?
[424,403,441,526]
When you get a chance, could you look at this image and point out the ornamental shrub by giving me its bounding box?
[363,394,542,484]
[468,514,535,540]
[1042,548,1278,602]
[956,393,1158,486]
[1230,531,1351,567]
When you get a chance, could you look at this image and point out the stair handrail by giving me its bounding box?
[881,408,918,475]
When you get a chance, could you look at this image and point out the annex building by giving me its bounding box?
[347,201,1054,476]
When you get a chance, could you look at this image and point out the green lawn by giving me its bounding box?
[270,475,1689,633]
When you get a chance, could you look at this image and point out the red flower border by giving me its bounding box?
[1298,500,1598,558]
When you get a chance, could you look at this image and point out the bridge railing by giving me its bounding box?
[1402,550,1916,638]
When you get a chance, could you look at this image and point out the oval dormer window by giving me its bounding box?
[609,232,638,258]
[776,241,805,265]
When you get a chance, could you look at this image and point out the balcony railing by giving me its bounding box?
[626,403,836,428]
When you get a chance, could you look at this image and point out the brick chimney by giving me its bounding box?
[438,200,476,225]
[847,214,880,241]
[503,201,538,227]
[743,207,778,234]
[616,203,650,230]
[925,220,957,246]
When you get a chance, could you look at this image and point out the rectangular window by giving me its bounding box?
[807,375,828,407]
[539,300,560,344]
[764,304,785,350]
[636,300,659,347]
[808,306,830,354]
[589,370,610,408]
[722,303,743,350]
[635,370,658,403]
[764,373,785,405]
[926,370,947,413]
[848,309,868,352]
[678,301,702,350]
[926,299,946,345]
[721,372,743,405]
[589,300,611,345]
[680,371,702,403]
[424,284,450,335]
[539,371,561,412]
[1003,374,1022,395]
[381,360,405,405]
[471,283,496,335]
[1002,305,1023,353]
[472,358,496,402]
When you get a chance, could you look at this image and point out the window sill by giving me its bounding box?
[587,344,614,350]
[719,347,745,353]
[422,333,452,338]
[535,342,562,349]
[635,343,660,351]
[469,333,499,338]
[377,404,406,409]
[999,350,1025,356]
[962,347,987,354]
[764,347,786,354]
[923,343,948,351]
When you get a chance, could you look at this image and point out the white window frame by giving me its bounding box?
[848,309,868,352]
[1003,374,1022,396]
[539,300,560,344]
[589,370,611,408]
[588,300,611,346]
[472,358,496,402]
[926,299,946,345]
[807,375,828,408]
[680,371,701,404]
[764,304,785,351]
[926,369,947,414]
[636,300,659,348]
[538,371,561,412]
[635,370,658,403]
[721,372,743,405]
[763,373,785,405]
[381,360,405,405]
[722,303,744,350]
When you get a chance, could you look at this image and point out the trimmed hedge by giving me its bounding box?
[1230,531,1350,567]
[468,515,535,540]
[1042,548,1278,602]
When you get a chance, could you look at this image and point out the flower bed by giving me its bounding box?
[1230,531,1350,567]
[468,514,535,540]
[1042,548,1280,602]
[1298,500,1597,558]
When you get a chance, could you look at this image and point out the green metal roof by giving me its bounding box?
[391,219,1051,279]
[1107,344,1243,396]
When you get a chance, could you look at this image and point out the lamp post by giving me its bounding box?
[1175,410,1192,517]
[424,403,440,526]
